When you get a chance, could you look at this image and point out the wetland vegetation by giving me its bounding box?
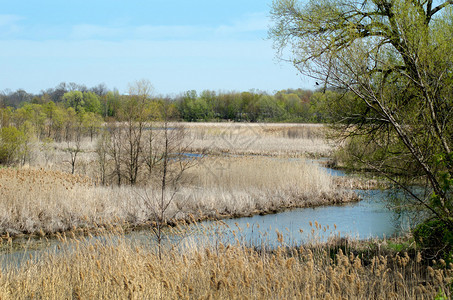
[0,122,451,299]
[2,0,453,295]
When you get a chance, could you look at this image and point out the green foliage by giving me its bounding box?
[14,103,46,138]
[63,91,84,113]
[102,91,121,117]
[82,112,103,141]
[175,89,328,122]
[83,92,102,114]
[270,0,453,256]
[413,218,453,262]
[0,126,25,165]
[178,91,213,121]
[435,288,448,300]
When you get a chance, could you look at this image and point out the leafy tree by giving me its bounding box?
[18,121,36,166]
[83,92,102,114]
[0,107,13,128]
[43,102,67,141]
[13,103,46,139]
[270,0,453,257]
[257,95,286,120]
[63,91,84,113]
[102,90,121,118]
[82,111,103,141]
[178,90,199,121]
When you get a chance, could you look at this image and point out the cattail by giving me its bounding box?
[96,260,101,270]
[285,257,295,270]
[416,252,422,263]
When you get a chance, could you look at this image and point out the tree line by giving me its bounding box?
[0,81,346,177]
[0,82,339,123]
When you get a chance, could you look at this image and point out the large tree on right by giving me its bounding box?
[270,0,453,257]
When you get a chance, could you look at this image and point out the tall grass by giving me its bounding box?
[183,122,333,157]
[0,231,451,299]
[0,155,356,236]
[181,156,356,217]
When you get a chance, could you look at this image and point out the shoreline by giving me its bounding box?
[1,188,360,249]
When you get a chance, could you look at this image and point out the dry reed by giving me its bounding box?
[0,155,356,236]
[0,231,450,299]
[182,122,333,157]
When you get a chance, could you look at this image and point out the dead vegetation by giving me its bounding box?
[0,155,357,236]
[0,230,450,299]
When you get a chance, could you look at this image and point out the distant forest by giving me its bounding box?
[0,82,340,123]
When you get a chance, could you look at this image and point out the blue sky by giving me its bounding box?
[0,0,313,96]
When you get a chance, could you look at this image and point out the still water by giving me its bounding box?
[1,168,413,270]
[193,190,412,249]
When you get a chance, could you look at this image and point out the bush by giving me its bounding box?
[413,218,453,263]
[0,126,25,165]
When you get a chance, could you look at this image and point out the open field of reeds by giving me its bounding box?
[0,122,357,237]
[183,122,333,157]
[0,155,356,236]
[0,230,451,299]
[23,123,332,177]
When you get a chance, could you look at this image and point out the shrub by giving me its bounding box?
[413,218,453,263]
[0,126,25,165]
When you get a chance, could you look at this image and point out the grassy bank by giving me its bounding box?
[0,155,357,237]
[0,231,451,299]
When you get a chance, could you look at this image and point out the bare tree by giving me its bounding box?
[106,121,124,186]
[64,115,83,175]
[141,101,197,259]
[95,128,110,185]
[119,80,154,185]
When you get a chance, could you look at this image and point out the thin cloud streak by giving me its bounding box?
[0,39,273,60]
[1,13,268,41]
[0,14,25,36]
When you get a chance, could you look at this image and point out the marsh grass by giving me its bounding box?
[0,122,363,237]
[0,229,451,299]
[26,123,333,179]
[0,154,357,236]
[183,122,333,157]
[0,157,357,236]
[181,156,357,217]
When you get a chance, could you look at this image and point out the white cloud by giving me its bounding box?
[215,12,268,35]
[71,24,126,39]
[66,12,268,41]
[0,15,23,27]
[0,14,24,36]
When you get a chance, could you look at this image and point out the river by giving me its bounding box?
[1,164,414,271]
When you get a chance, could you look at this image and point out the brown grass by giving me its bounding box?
[0,155,357,236]
[182,122,334,157]
[181,156,357,218]
[0,232,450,299]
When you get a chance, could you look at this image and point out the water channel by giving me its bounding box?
[1,164,414,271]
